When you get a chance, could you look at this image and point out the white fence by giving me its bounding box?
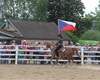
[0,45,100,65]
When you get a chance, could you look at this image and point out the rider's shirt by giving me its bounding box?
[56,38,63,46]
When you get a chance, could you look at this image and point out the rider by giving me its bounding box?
[55,34,63,57]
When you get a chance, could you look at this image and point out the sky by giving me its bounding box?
[81,0,99,13]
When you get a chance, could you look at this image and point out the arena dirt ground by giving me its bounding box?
[0,64,100,80]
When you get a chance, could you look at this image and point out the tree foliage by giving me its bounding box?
[47,0,92,37]
[66,31,79,43]
[84,0,100,31]
[2,0,48,21]
[80,30,100,41]
[74,17,92,37]
[47,0,85,23]
[92,1,100,31]
[2,0,93,40]
[80,1,100,41]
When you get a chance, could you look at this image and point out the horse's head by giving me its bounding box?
[45,42,55,50]
[46,42,51,48]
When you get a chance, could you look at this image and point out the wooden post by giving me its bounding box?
[15,45,18,64]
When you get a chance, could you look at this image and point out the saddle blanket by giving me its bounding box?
[62,48,65,52]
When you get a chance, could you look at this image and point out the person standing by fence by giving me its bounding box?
[22,40,27,64]
[1,41,8,64]
[28,42,34,64]
[0,42,3,63]
[0,42,1,63]
[90,45,96,64]
[84,42,89,61]
[75,43,81,64]
[10,40,17,64]
[18,46,23,64]
[96,43,100,64]
[69,41,75,47]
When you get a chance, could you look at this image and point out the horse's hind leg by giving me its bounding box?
[70,57,74,65]
[71,57,74,62]
[56,57,62,66]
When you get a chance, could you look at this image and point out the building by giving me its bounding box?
[0,19,71,44]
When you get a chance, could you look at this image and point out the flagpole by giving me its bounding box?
[58,19,60,34]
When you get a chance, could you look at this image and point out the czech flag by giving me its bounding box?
[58,19,76,31]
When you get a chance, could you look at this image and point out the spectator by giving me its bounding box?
[37,42,44,64]
[90,45,96,64]
[21,40,27,64]
[96,43,100,64]
[84,42,89,61]
[75,43,81,64]
[28,42,34,64]
[10,40,17,64]
[6,46,11,64]
[18,46,23,64]
[65,41,69,46]
[3,41,7,45]
[22,40,27,49]
[1,42,7,64]
[34,42,40,64]
[84,42,89,50]
[0,42,3,63]
[69,41,75,47]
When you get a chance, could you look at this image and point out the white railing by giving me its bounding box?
[0,45,99,65]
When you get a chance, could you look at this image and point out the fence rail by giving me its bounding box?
[0,45,99,65]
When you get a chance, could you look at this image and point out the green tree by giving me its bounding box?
[47,0,85,23]
[66,31,79,43]
[80,30,100,41]
[34,0,48,21]
[92,8,100,31]
[0,20,4,27]
[2,0,48,21]
[47,0,92,37]
[75,16,92,36]
[84,0,100,31]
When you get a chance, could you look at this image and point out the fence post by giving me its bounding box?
[81,47,84,65]
[15,45,18,64]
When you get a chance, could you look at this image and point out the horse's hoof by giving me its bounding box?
[65,65,67,68]
[52,65,54,66]
[51,63,54,66]
[58,63,62,66]
[65,64,68,67]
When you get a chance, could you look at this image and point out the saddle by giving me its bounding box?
[58,46,66,53]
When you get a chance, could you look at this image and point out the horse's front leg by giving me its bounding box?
[55,56,58,61]
[56,57,62,66]
[50,57,54,66]
[65,58,70,67]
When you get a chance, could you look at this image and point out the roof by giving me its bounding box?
[0,29,22,38]
[0,19,71,40]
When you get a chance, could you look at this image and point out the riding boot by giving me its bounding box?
[56,52,59,57]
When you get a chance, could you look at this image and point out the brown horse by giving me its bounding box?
[45,42,81,67]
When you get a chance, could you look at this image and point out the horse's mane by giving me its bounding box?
[46,42,55,48]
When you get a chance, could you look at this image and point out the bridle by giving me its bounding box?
[46,42,55,51]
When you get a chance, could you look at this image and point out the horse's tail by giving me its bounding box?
[74,48,82,58]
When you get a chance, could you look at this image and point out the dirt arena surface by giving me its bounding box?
[0,64,100,80]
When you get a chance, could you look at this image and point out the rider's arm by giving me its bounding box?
[56,39,63,45]
[56,40,60,45]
